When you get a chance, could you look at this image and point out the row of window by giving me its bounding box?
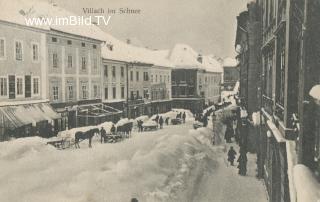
[51,37,97,49]
[52,83,100,101]
[129,89,149,100]
[150,74,170,83]
[52,53,98,71]
[0,38,39,62]
[103,65,125,78]
[104,86,125,100]
[0,75,40,98]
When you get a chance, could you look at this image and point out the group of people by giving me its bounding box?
[175,112,186,123]
[227,146,248,176]
[225,106,249,176]
[195,112,208,127]
[99,124,116,143]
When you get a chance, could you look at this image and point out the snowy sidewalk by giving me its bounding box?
[192,112,268,202]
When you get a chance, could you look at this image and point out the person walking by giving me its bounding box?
[159,116,164,129]
[227,146,237,166]
[182,112,186,123]
[237,151,248,176]
[100,127,107,143]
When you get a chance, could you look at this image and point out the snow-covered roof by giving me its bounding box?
[0,0,106,41]
[167,44,202,69]
[309,85,320,102]
[102,35,174,67]
[202,55,223,73]
[223,57,238,67]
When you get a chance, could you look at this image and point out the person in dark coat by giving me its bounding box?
[137,120,142,132]
[155,114,159,124]
[202,115,208,127]
[237,152,248,176]
[159,116,164,129]
[110,124,116,135]
[182,112,186,123]
[100,127,107,143]
[227,146,237,166]
[165,117,169,125]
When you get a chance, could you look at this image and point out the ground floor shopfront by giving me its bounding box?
[151,100,172,115]
[51,99,123,129]
[0,101,61,141]
[171,98,205,114]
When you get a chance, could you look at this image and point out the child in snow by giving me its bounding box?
[227,146,237,166]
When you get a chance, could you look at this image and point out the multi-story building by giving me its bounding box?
[127,61,152,118]
[148,50,173,114]
[235,2,262,116]
[169,44,204,113]
[235,2,262,156]
[46,31,105,128]
[235,1,320,201]
[258,0,295,201]
[222,58,240,91]
[202,55,223,105]
[101,57,127,117]
[0,2,61,140]
[169,44,222,113]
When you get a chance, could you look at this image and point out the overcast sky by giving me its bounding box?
[42,0,251,58]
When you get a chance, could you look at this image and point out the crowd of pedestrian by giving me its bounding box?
[224,104,249,176]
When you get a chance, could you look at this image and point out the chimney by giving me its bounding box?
[197,54,203,63]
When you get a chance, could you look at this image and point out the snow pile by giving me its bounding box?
[150,111,179,121]
[294,164,320,202]
[142,120,158,127]
[0,121,217,202]
[0,137,54,160]
[98,121,114,133]
[116,118,132,126]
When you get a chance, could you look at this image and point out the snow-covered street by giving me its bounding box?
[0,114,268,202]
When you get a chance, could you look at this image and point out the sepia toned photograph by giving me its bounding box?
[0,0,319,201]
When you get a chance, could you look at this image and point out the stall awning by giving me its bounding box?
[77,103,122,117]
[0,102,61,129]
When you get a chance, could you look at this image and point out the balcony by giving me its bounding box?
[262,95,273,115]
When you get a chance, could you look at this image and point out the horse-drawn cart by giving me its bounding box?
[47,137,72,149]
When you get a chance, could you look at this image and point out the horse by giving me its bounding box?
[74,128,99,148]
[116,122,133,138]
